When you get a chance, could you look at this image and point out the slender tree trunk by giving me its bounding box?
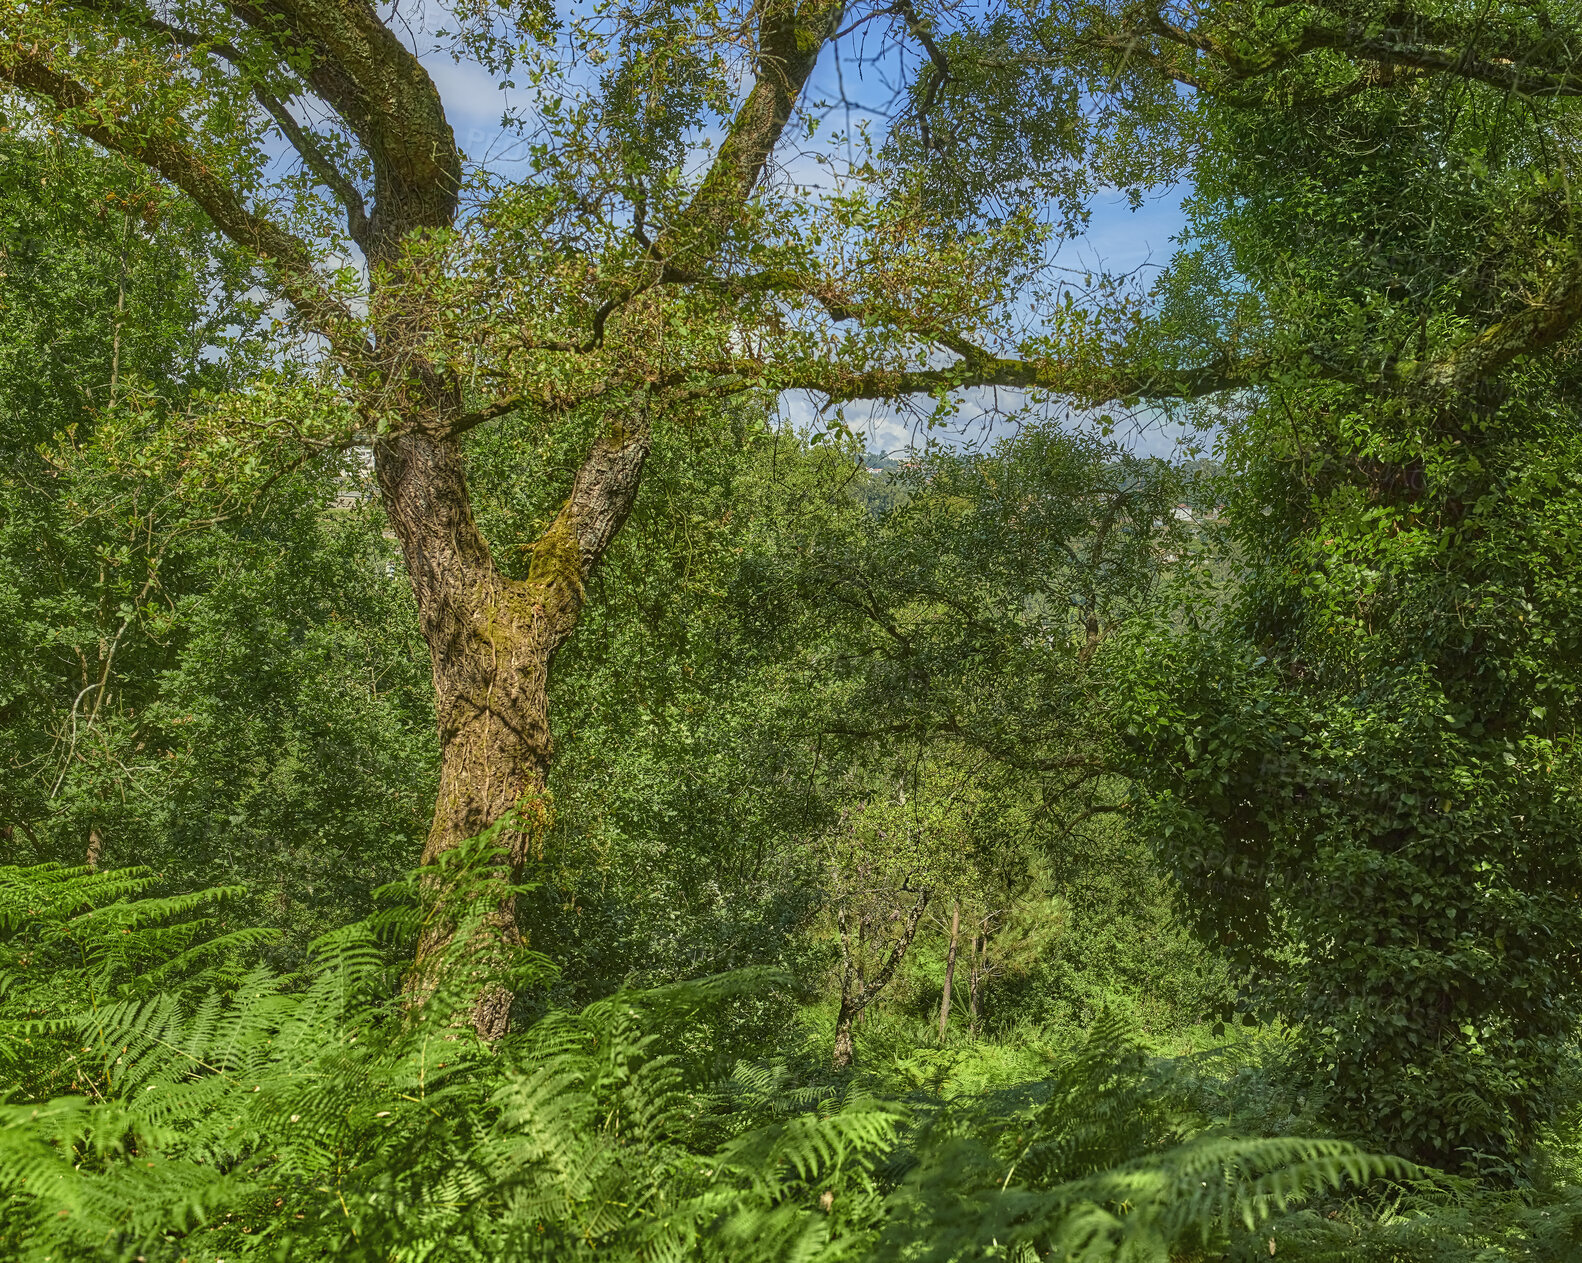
[832,992,860,1069]
[108,216,128,408]
[833,906,863,1069]
[938,900,960,1042]
[968,930,986,1038]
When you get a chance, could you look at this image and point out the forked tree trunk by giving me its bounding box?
[376,406,651,1038]
[938,900,960,1042]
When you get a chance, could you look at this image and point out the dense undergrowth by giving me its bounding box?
[4,853,1580,1263]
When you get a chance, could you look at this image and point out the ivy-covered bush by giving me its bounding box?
[1119,385,1582,1173]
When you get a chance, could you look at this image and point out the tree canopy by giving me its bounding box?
[6,0,1582,1255]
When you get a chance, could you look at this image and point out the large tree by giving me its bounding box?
[0,0,968,1031]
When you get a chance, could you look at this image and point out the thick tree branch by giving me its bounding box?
[1302,26,1582,97]
[548,399,654,592]
[530,0,849,357]
[686,0,847,229]
[505,0,850,592]
[90,3,373,246]
[218,0,460,247]
[777,349,1256,404]
[252,87,371,247]
[1133,7,1582,98]
[0,40,368,356]
[1394,256,1582,393]
[454,341,1251,437]
[0,45,305,265]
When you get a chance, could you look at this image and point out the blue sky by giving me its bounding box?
[404,12,1201,460]
[798,184,1198,461]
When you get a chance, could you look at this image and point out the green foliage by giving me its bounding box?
[879,1015,1413,1263]
[469,415,1221,1047]
[0,853,897,1262]
[1121,407,1582,1171]
[0,863,273,1100]
[12,0,1582,1247]
[0,133,435,952]
[1111,21,1582,1172]
[1006,821,1232,1041]
[1,860,1451,1263]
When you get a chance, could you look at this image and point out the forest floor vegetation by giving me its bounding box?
[5,846,1580,1263]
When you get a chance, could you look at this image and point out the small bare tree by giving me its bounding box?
[832,882,932,1070]
[821,767,980,1069]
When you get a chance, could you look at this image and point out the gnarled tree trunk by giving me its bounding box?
[377,407,651,1038]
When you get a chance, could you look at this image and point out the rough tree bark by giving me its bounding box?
[380,404,653,1034]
